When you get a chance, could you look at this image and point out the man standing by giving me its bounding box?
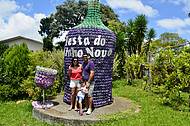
[82,53,95,115]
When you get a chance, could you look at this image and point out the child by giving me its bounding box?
[75,85,88,116]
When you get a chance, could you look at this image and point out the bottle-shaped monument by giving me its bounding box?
[63,0,116,107]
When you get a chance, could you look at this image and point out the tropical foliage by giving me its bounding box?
[144,28,156,58]
[124,15,149,55]
[108,20,127,79]
[111,14,155,79]
[39,0,119,50]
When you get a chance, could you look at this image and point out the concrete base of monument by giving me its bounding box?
[32,95,140,126]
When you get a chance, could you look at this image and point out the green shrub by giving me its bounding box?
[0,43,9,57]
[125,54,145,80]
[21,50,64,100]
[113,51,127,80]
[112,56,122,80]
[0,43,9,85]
[0,44,30,101]
[151,48,190,111]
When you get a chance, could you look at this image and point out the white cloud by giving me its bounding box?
[178,28,190,35]
[0,0,46,41]
[184,18,190,24]
[161,0,190,13]
[0,12,46,41]
[157,17,190,36]
[0,18,6,28]
[0,0,19,17]
[20,3,33,12]
[34,13,46,22]
[106,0,158,17]
[157,18,187,29]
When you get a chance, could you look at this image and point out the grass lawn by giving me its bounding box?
[96,80,190,126]
[0,80,189,126]
[0,101,59,126]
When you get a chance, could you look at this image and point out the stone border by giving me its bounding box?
[32,96,139,126]
[33,108,101,126]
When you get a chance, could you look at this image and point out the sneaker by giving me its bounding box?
[86,108,92,115]
[83,107,88,112]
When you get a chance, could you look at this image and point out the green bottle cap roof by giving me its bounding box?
[75,0,109,30]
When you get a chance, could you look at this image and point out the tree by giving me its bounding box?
[39,0,119,48]
[43,37,53,51]
[134,15,147,54]
[145,28,156,57]
[108,20,127,78]
[100,4,119,26]
[125,15,148,55]
[126,19,135,56]
[39,16,57,39]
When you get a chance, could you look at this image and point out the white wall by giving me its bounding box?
[3,38,43,51]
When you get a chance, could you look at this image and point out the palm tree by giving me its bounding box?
[126,19,135,56]
[115,31,127,78]
[134,15,147,55]
[145,28,156,57]
[108,20,127,78]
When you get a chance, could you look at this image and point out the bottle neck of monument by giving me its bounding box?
[86,0,101,20]
[75,0,109,29]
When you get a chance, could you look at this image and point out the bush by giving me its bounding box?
[151,48,190,111]
[21,50,64,100]
[0,43,9,57]
[113,52,127,80]
[0,44,30,101]
[125,54,145,80]
[112,56,122,80]
[0,43,9,83]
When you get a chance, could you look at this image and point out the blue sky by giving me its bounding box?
[0,0,190,42]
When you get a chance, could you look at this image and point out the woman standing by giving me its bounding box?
[68,57,82,111]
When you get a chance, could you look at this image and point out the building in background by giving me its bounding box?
[0,36,43,51]
[160,32,181,44]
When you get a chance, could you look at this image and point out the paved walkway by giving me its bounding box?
[33,95,139,126]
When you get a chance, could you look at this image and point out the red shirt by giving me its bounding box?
[69,65,82,80]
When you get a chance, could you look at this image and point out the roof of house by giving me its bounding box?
[0,36,42,45]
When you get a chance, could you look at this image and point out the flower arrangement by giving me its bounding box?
[35,66,57,89]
